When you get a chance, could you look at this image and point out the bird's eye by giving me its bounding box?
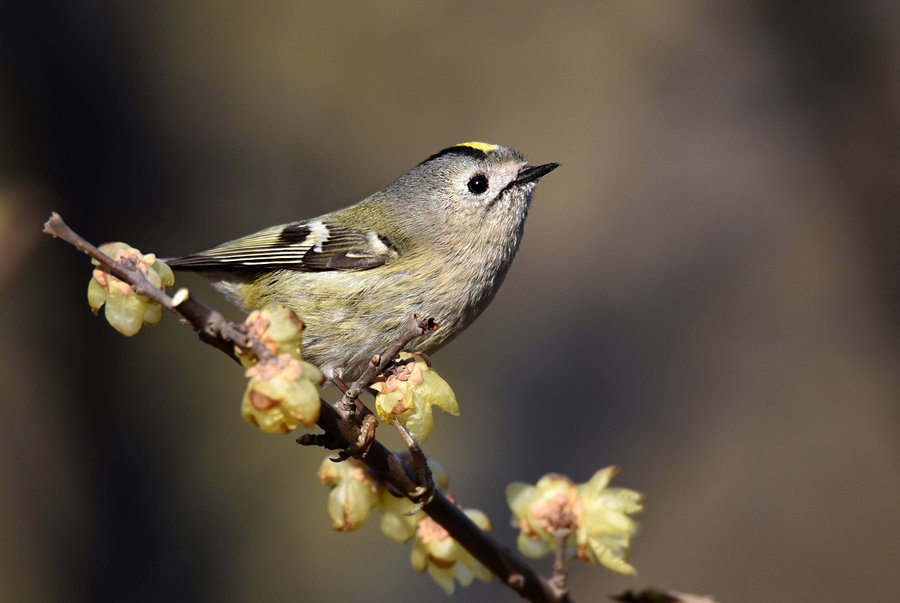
[467,174,489,195]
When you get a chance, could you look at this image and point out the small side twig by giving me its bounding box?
[551,529,571,597]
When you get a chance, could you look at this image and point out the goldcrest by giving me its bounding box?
[167,142,558,380]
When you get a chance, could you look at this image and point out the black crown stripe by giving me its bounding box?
[419,144,489,166]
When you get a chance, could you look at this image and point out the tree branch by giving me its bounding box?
[43,212,568,603]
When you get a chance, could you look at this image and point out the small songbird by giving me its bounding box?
[166,142,558,380]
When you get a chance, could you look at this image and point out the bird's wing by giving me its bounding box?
[165,220,399,272]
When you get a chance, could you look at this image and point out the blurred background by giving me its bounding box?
[1,2,898,601]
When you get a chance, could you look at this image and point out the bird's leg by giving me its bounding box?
[329,373,379,459]
[332,375,350,393]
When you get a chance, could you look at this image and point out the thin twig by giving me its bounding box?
[44,212,569,603]
[43,212,176,311]
[335,314,437,414]
[391,417,434,513]
[551,529,571,597]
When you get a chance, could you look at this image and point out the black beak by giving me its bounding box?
[514,162,560,186]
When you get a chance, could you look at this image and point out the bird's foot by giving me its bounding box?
[336,410,378,460]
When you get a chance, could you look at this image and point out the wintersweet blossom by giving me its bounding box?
[238,305,323,433]
[318,457,379,531]
[87,242,174,336]
[370,352,458,441]
[506,467,642,575]
[377,458,448,543]
[410,505,492,594]
[236,305,306,368]
[241,354,322,433]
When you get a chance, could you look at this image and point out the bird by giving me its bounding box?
[165,142,558,381]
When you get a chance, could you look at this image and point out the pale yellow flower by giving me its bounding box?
[318,457,379,531]
[370,353,458,442]
[236,305,306,368]
[410,505,492,594]
[241,354,322,433]
[376,458,448,543]
[507,467,642,575]
[87,242,174,336]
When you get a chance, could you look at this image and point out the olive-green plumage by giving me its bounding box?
[167,143,558,380]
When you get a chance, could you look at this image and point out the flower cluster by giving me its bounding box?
[376,457,448,543]
[506,467,643,575]
[410,505,493,595]
[236,306,306,368]
[370,352,458,442]
[317,457,380,531]
[317,454,489,594]
[87,242,174,336]
[239,306,323,433]
[316,455,450,537]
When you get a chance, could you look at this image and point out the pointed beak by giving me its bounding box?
[514,162,560,186]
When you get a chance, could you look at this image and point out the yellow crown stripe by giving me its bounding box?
[455,142,499,153]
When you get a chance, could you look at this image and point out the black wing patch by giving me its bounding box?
[278,223,311,244]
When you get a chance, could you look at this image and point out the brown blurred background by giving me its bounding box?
[1,2,898,601]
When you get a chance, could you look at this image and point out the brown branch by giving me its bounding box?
[43,212,569,603]
[171,288,274,364]
[612,590,718,603]
[43,212,176,311]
